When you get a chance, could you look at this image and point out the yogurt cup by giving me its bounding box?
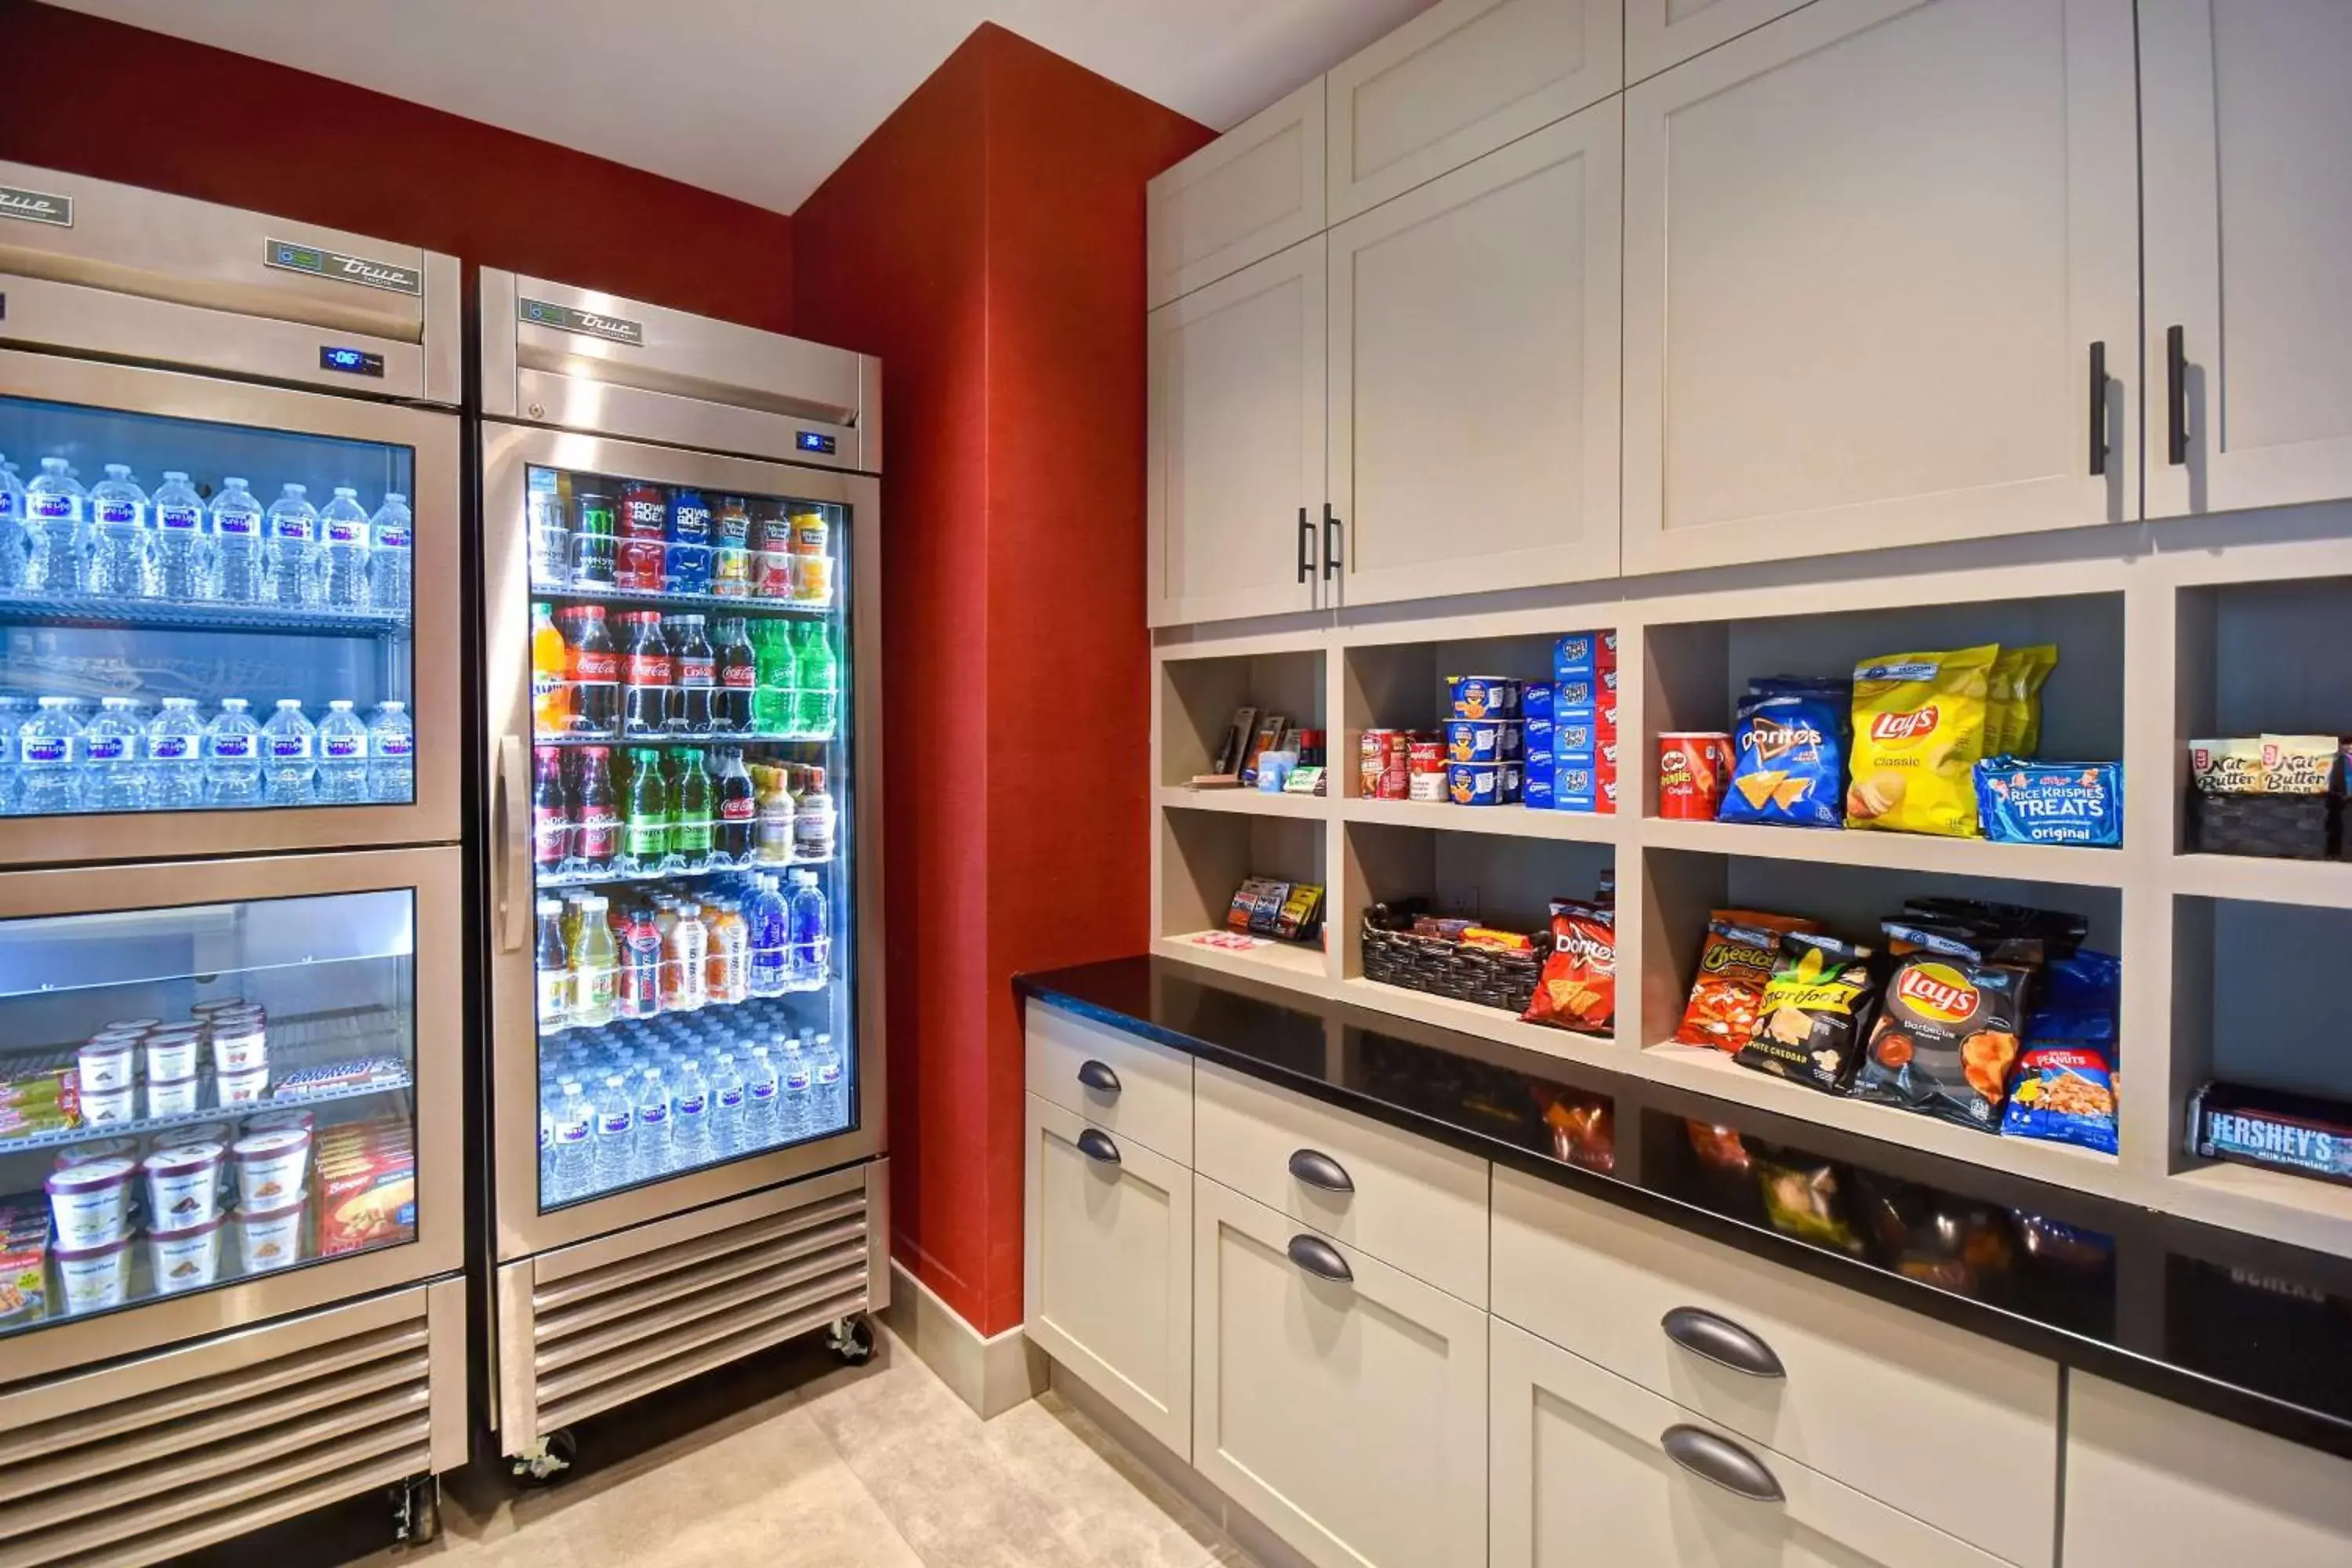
[141,1142,225,1232]
[79,1086,136,1125]
[231,1128,312,1210]
[143,1031,202,1082]
[237,1198,308,1273]
[53,1237,131,1314]
[45,1157,134,1250]
[75,1038,136,1093]
[209,1015,268,1075]
[215,1069,269,1106]
[55,1137,139,1170]
[147,1217,223,1294]
[151,1122,232,1153]
[145,1075,201,1119]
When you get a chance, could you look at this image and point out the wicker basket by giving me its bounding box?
[2186,789,2340,860]
[1360,909,1542,1014]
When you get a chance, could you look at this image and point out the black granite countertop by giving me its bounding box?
[1017,956,2352,1463]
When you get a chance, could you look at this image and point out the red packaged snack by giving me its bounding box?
[1675,909,1822,1051]
[1523,901,1615,1036]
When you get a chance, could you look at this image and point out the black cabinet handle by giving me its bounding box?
[2167,323,2189,466]
[1287,1148,1355,1193]
[1076,1059,1121,1096]
[2088,340,2108,476]
[1296,506,1313,584]
[1661,1425,1785,1504]
[1074,1128,1121,1166]
[1322,503,1343,582]
[1286,1232,1353,1284]
[1661,1307,1786,1379]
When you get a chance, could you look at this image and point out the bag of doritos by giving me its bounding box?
[1523,901,1615,1036]
[1846,645,2000,837]
[1719,678,1847,829]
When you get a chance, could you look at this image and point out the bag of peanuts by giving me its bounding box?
[1846,644,2000,837]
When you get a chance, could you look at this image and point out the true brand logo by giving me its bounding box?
[519,297,646,347]
[0,185,73,227]
[265,238,423,295]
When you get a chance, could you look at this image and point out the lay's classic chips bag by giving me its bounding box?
[1846,645,1999,837]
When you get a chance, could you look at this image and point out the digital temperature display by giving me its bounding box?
[797,430,837,455]
[318,345,384,378]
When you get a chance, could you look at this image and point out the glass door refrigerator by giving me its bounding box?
[476,271,885,1475]
[0,165,466,1560]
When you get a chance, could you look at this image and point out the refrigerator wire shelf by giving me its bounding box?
[0,590,412,638]
[538,856,829,889]
[532,731,837,748]
[531,582,834,618]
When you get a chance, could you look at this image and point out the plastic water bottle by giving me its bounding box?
[82,696,147,811]
[0,695,29,813]
[24,458,85,596]
[744,1044,781,1149]
[204,697,263,804]
[710,1052,746,1155]
[212,478,264,603]
[776,1034,813,1140]
[18,697,83,814]
[86,465,151,598]
[260,699,316,804]
[673,1058,713,1165]
[149,472,213,602]
[809,1031,845,1132]
[264,484,321,607]
[593,1074,635,1189]
[746,873,790,998]
[366,700,414,802]
[367,493,412,613]
[551,1080,594,1201]
[633,1067,673,1177]
[0,458,27,592]
[315,699,369,803]
[788,869,828,989]
[320,487,370,609]
[145,698,205,809]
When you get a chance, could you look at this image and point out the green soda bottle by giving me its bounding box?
[622,746,668,873]
[753,619,798,735]
[793,622,838,738]
[672,748,715,869]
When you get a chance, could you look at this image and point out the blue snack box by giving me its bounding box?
[1552,633,1617,681]
[1974,758,2122,847]
[1447,761,1523,806]
[1553,760,1598,810]
[1524,771,1556,810]
[1448,676,1520,720]
[1523,681,1555,722]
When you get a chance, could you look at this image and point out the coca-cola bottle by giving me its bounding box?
[561,604,620,737]
[572,746,621,875]
[713,617,757,735]
[531,746,572,876]
[713,746,757,866]
[668,614,716,734]
[619,612,673,737]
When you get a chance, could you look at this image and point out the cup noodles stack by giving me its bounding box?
[314,1116,416,1257]
[1526,633,1617,814]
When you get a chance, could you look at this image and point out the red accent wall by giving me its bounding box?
[796,24,1211,1334]
[0,0,793,332]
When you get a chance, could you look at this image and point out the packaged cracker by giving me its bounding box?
[1855,923,2034,1130]
[1846,644,2000,837]
[1674,909,1822,1051]
[2260,735,2342,796]
[1735,933,1881,1093]
[1975,758,2122,848]
[1719,679,1846,829]
[1523,901,1615,1036]
[2002,1044,2118,1155]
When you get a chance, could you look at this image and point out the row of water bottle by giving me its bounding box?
[2,692,414,813]
[540,1011,850,1199]
[0,455,411,612]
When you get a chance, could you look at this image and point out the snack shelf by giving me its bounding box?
[2167,1160,2352,1258]
[1157,786,1330,819]
[0,1067,412,1154]
[0,591,410,638]
[1156,932,1333,995]
[532,581,830,618]
[538,855,830,889]
[2169,853,2352,910]
[1339,797,1619,843]
[532,731,835,749]
[1639,816,2131,887]
[1338,976,1621,1065]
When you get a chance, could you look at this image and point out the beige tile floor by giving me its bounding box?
[195,1327,1254,1568]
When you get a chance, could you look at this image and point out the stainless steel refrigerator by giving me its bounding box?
[0,164,466,1560]
[475,271,887,1474]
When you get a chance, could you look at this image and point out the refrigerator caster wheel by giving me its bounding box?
[511,1428,578,1486]
[827,1313,875,1364]
[390,1474,440,1545]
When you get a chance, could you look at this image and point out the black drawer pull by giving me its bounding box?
[1661,1307,1786,1380]
[1076,1059,1121,1096]
[2088,339,2109,476]
[1287,1148,1355,1193]
[2167,323,2190,466]
[1286,1232,1353,1285]
[1661,1425,1784,1504]
[1296,506,1313,584]
[1074,1128,1121,1166]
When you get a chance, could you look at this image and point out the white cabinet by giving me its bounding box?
[1023,1095,1192,1457]
[1191,1174,1487,1568]
[1626,0,1819,82]
[2063,1374,2352,1565]
[1149,78,1325,310]
[1324,0,1621,223]
[1147,238,1329,627]
[1327,102,1623,608]
[2141,0,2352,519]
[1621,0,2140,575]
[1490,1319,2009,1568]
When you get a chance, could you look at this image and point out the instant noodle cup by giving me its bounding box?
[147,1217,224,1294]
[143,1029,201,1083]
[142,1142,225,1232]
[79,1086,135,1125]
[1657,733,1732,820]
[231,1128,313,1210]
[46,1157,135,1249]
[237,1198,309,1273]
[144,1075,202,1119]
[215,1068,270,1107]
[53,1237,132,1314]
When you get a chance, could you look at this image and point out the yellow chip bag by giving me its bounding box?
[1987,648,2028,757]
[1846,644,2000,837]
[2013,644,2058,756]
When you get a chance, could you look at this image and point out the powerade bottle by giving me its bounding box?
[211,478,265,603]
[320,487,371,609]
[666,488,713,595]
[24,458,86,596]
[366,492,411,612]
[150,472,213,602]
[0,458,30,593]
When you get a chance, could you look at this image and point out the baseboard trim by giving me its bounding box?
[879,1261,1047,1420]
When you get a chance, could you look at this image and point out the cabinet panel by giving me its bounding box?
[1192,1175,1486,1568]
[2143,0,2352,519]
[1330,104,1622,608]
[1025,1095,1192,1457]
[2062,1374,2352,1566]
[1622,0,2140,575]
[1148,238,1328,628]
[1326,0,1621,223]
[1491,1320,2007,1568]
[1149,78,1326,309]
[1627,0,1819,81]
[1025,998,1194,1164]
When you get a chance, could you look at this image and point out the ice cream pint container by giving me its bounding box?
[141,1142,226,1232]
[45,1158,134,1250]
[148,1217,224,1294]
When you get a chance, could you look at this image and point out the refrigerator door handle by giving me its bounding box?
[499,733,531,953]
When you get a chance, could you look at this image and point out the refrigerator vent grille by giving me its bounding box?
[528,1185,873,1436]
[0,1317,432,1568]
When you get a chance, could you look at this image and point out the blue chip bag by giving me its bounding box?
[2001,1044,2119,1155]
[2027,949,2120,1042]
[1719,679,1846,829]
[1975,758,2122,848]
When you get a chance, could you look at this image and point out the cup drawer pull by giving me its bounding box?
[1287,1148,1355,1193]
[1662,1307,1786,1379]
[1076,1059,1122,1095]
[1286,1232,1353,1285]
[1661,1425,1785,1504]
[1074,1128,1121,1165]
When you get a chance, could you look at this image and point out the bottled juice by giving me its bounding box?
[712,496,754,598]
[755,764,797,866]
[572,895,619,1027]
[535,898,571,1030]
[663,901,710,1012]
[704,899,750,1006]
[532,603,570,735]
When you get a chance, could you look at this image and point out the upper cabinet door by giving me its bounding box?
[1324,0,1622,224]
[2142,0,2352,521]
[1626,0,1819,82]
[1330,103,1622,608]
[1149,239,1328,628]
[1621,0,2140,577]
[1149,79,1327,310]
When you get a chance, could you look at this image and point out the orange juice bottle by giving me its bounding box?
[531,602,570,735]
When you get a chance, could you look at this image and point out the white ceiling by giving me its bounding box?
[43,0,1433,214]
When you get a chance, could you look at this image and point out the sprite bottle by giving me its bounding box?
[793,622,838,739]
[672,748,715,869]
[752,619,798,736]
[622,746,669,874]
